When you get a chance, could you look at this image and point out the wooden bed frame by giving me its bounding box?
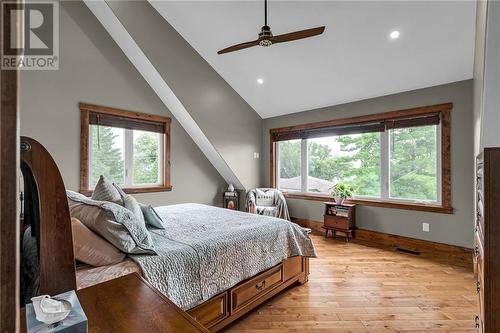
[20,136,310,332]
[188,256,309,332]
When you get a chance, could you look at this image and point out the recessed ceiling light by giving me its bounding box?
[390,30,400,39]
[257,78,264,85]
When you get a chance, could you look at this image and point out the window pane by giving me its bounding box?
[278,140,301,191]
[308,133,381,196]
[389,125,438,201]
[90,125,125,187]
[133,130,161,185]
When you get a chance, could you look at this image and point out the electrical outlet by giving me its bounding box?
[253,152,260,159]
[422,223,430,232]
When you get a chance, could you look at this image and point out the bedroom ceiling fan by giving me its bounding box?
[217,0,325,55]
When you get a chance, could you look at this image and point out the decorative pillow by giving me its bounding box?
[71,217,125,266]
[91,175,123,205]
[139,204,165,229]
[67,190,156,255]
[113,183,127,198]
[113,184,146,228]
[255,189,275,207]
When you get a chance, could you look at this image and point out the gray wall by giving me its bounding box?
[479,1,500,150]
[107,0,263,190]
[262,80,474,248]
[473,0,488,156]
[474,0,500,152]
[20,1,226,207]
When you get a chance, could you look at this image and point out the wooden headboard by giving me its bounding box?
[20,136,76,298]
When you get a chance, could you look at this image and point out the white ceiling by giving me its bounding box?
[150,1,476,119]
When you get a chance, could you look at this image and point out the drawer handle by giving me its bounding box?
[477,281,481,293]
[255,281,266,290]
[475,315,480,328]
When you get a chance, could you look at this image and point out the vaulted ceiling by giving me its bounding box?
[150,1,476,119]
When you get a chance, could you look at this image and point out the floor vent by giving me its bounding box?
[396,247,421,256]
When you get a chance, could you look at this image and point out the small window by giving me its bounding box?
[89,125,125,186]
[80,103,171,194]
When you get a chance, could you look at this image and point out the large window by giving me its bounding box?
[81,103,171,194]
[277,139,302,192]
[308,133,381,197]
[389,125,438,202]
[271,104,452,213]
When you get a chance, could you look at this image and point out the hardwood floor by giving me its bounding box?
[222,233,477,333]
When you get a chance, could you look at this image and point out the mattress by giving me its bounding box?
[76,259,142,289]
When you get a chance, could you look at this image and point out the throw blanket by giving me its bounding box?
[129,203,316,310]
[246,188,291,221]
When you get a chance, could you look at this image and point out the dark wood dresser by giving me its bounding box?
[323,202,356,241]
[475,148,500,332]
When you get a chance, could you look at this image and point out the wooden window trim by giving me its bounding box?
[80,103,172,195]
[270,103,453,214]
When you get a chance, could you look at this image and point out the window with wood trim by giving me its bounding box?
[80,103,171,194]
[270,103,452,214]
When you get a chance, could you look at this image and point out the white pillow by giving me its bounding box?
[255,189,274,207]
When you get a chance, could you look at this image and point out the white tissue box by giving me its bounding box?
[26,290,87,333]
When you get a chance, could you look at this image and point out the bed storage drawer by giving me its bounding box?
[188,292,228,328]
[231,265,282,312]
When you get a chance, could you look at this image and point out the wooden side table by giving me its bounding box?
[21,273,209,333]
[323,202,356,242]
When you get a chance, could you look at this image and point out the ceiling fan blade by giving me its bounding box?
[217,40,260,54]
[270,26,325,44]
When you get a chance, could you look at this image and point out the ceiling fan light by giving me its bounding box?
[216,0,325,54]
[259,39,273,47]
[390,30,400,39]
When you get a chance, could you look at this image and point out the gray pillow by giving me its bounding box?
[67,190,156,255]
[112,184,146,228]
[92,175,123,205]
[123,195,146,226]
[139,204,165,229]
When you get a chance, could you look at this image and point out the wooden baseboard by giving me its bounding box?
[291,217,473,269]
[292,217,324,234]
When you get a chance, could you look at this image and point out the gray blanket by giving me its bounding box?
[129,203,316,310]
[246,188,291,221]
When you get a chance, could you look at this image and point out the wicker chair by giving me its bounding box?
[245,188,290,221]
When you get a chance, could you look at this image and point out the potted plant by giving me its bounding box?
[330,183,354,204]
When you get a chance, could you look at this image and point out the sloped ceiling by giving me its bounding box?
[85,0,261,190]
[151,1,476,118]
